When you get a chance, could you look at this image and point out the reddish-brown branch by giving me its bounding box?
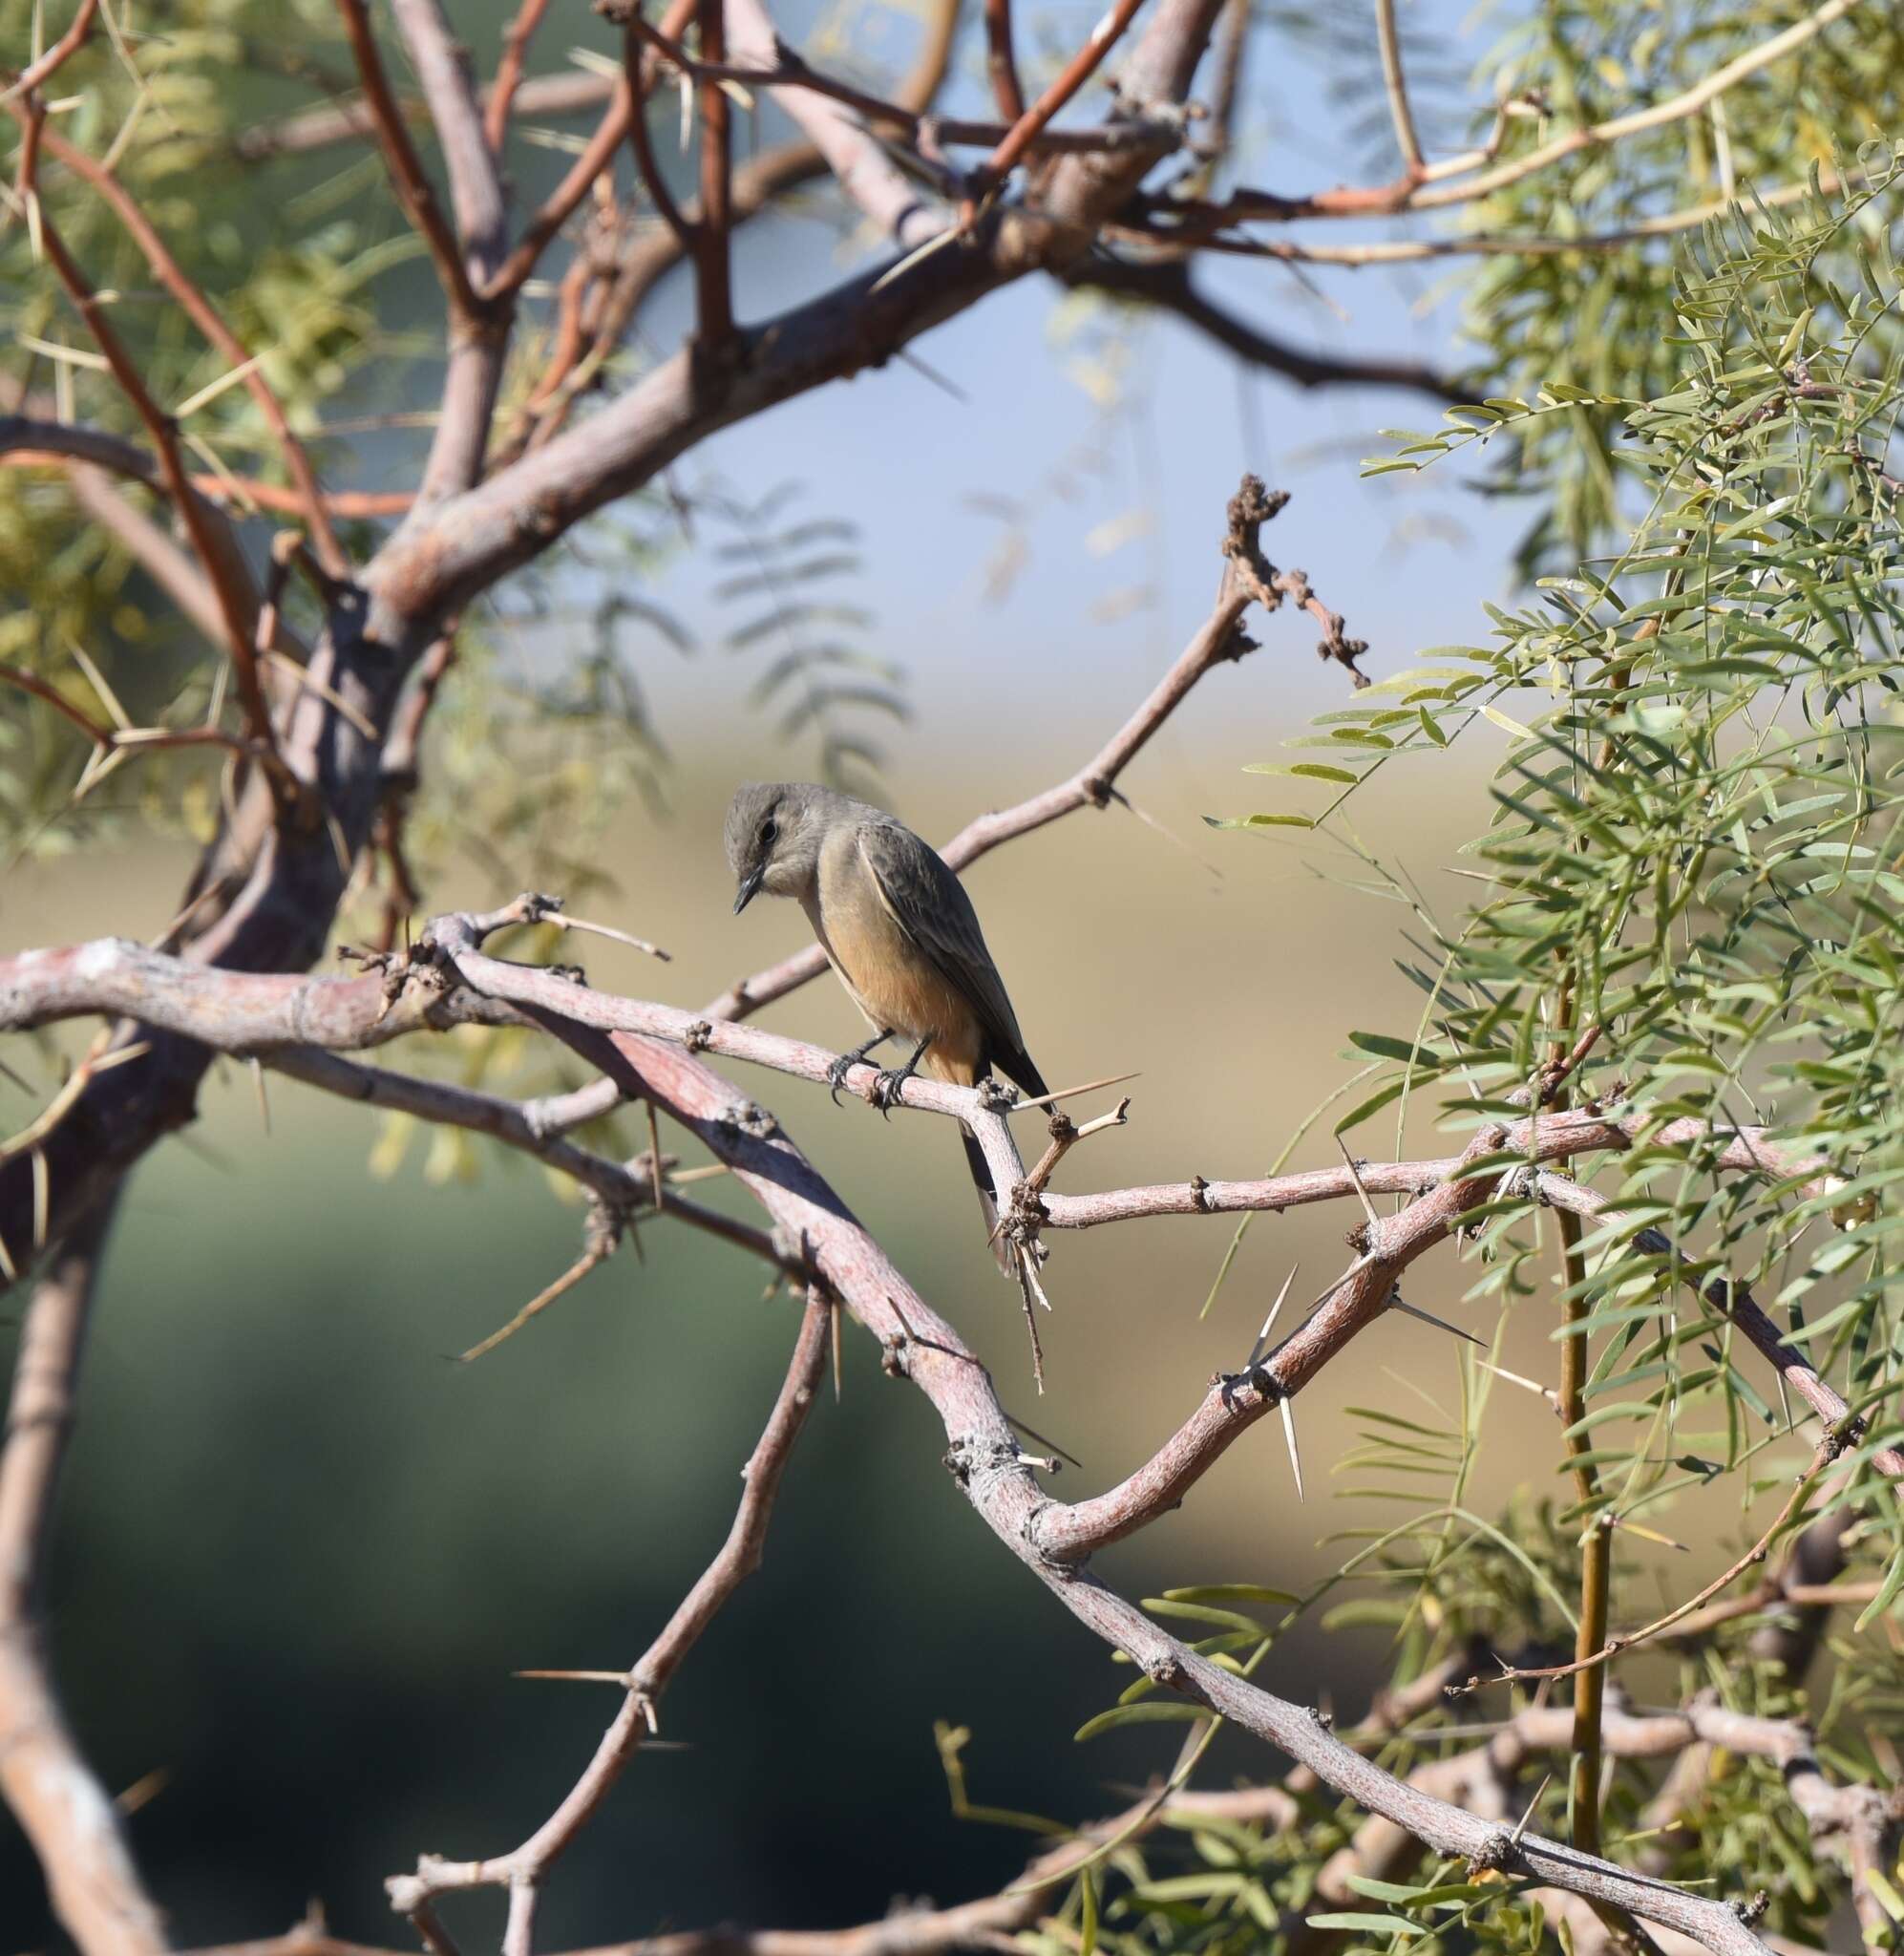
[26,118,348,576]
[388,1288,832,1922]
[511,0,961,456]
[2,426,413,519]
[334,0,484,322]
[618,9,700,267]
[483,79,631,299]
[480,0,709,308]
[0,660,114,745]
[0,663,286,779]
[485,0,555,152]
[24,136,283,772]
[0,0,99,102]
[969,0,1149,209]
[695,0,735,350]
[984,0,1026,121]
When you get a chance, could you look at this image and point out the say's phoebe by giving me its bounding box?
[725,782,1046,1265]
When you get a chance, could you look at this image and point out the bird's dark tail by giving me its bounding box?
[961,1123,1019,1278]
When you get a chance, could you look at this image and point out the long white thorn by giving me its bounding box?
[1248,1263,1300,1368]
[1389,1289,1485,1348]
[1336,1135,1380,1228]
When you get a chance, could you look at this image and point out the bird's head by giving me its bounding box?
[725,781,833,912]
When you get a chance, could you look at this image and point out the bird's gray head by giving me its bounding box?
[725,782,840,913]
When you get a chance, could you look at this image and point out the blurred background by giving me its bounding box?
[1,0,1792,1945]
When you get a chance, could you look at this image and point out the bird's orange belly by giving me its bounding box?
[804,888,984,1085]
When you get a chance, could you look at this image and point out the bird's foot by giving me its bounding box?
[828,1033,890,1105]
[870,1066,914,1116]
[869,1036,930,1116]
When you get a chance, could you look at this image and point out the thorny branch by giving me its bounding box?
[387,1288,834,1936]
[5,872,1893,1950]
[347,949,1785,1956]
[3,0,1896,1935]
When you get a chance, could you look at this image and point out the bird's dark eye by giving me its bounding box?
[760,819,778,847]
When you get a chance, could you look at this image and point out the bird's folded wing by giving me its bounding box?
[857,826,1043,1095]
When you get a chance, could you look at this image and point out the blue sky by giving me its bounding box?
[490,0,1539,772]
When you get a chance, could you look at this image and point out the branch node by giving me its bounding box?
[1187,1174,1211,1213]
[718,1099,776,1139]
[683,1019,714,1053]
[1466,1830,1515,1875]
[1140,1650,1188,1688]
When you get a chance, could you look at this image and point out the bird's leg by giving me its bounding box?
[829,1030,893,1103]
[871,1034,933,1116]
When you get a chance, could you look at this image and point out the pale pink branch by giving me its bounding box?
[388,1288,833,1923]
[465,1020,1775,1954]
[0,1197,170,1956]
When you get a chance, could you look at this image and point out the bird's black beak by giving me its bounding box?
[733,867,764,915]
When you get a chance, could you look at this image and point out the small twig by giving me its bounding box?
[0,0,99,104]
[1455,1439,1844,1697]
[482,0,696,301]
[620,13,697,260]
[1020,1096,1130,1201]
[485,0,554,151]
[1013,1246,1049,1393]
[389,1289,831,1922]
[457,1205,622,1363]
[18,125,285,769]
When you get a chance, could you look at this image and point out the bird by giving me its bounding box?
[724,781,1046,1268]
